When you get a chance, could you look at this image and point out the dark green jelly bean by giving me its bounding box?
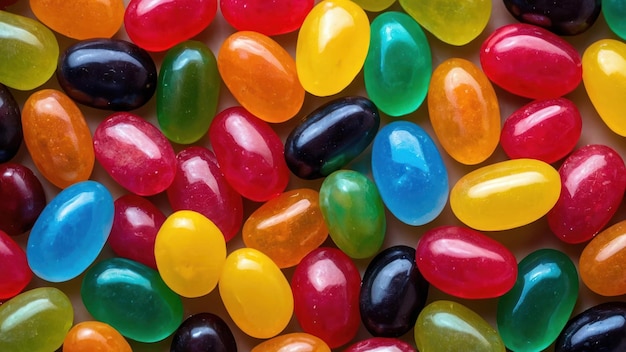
[555,302,626,352]
[171,313,237,352]
[0,84,21,163]
[502,0,601,35]
[57,38,157,111]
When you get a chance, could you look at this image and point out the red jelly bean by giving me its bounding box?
[208,107,289,202]
[291,247,361,348]
[108,194,166,269]
[501,98,582,163]
[221,0,313,36]
[167,146,243,242]
[416,225,518,299]
[94,112,177,196]
[0,230,32,299]
[480,23,582,99]
[547,144,626,244]
[345,337,416,352]
[0,163,46,236]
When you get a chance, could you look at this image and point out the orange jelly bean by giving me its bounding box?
[62,321,132,352]
[252,332,331,352]
[218,31,304,123]
[22,89,94,189]
[579,220,626,296]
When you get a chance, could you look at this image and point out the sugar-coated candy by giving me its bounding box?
[502,0,600,35]
[450,158,561,231]
[371,121,448,226]
[0,163,46,236]
[292,247,361,348]
[219,248,294,339]
[364,11,431,117]
[209,107,289,202]
[158,41,220,144]
[415,300,505,352]
[81,257,184,343]
[155,210,226,298]
[399,0,490,45]
[555,302,626,352]
[220,0,313,35]
[416,226,517,299]
[428,58,500,165]
[285,96,380,180]
[0,11,58,90]
[319,170,385,259]
[0,230,31,300]
[498,249,579,352]
[548,144,626,244]
[57,38,157,111]
[0,84,21,163]
[351,0,396,11]
[500,98,582,163]
[62,321,132,352]
[0,287,73,352]
[252,332,330,352]
[360,246,428,337]
[170,313,237,352]
[22,89,94,189]
[167,146,243,242]
[218,31,304,123]
[604,0,626,40]
[30,0,124,39]
[124,0,217,52]
[94,112,177,196]
[480,23,582,99]
[296,0,370,96]
[579,220,626,296]
[345,337,416,352]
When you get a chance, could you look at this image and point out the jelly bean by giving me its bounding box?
[221,0,313,35]
[0,0,18,8]
[345,337,416,352]
[450,158,561,231]
[498,249,579,352]
[296,0,370,96]
[252,332,330,352]
[480,23,582,99]
[428,58,500,165]
[360,245,428,337]
[22,89,95,189]
[399,0,490,45]
[416,226,517,299]
[167,146,243,242]
[0,84,21,163]
[364,12,431,117]
[124,0,217,52]
[30,0,124,39]
[218,31,304,124]
[555,302,626,352]
[285,96,380,180]
[208,107,289,202]
[579,220,626,296]
[604,0,626,40]
[351,0,396,11]
[94,112,177,196]
[415,300,505,352]
[0,11,58,90]
[243,188,328,268]
[27,181,114,282]
[171,313,237,352]
[319,170,385,259]
[81,257,184,343]
[582,39,626,136]
[0,163,46,236]
[0,230,31,299]
[502,0,600,35]
[57,38,157,111]
[62,321,132,352]
[500,98,582,163]
[371,121,449,226]
[219,248,294,339]
[548,145,626,244]
[158,41,220,144]
[292,247,361,348]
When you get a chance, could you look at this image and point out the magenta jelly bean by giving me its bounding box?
[220,0,313,36]
[94,112,176,196]
[0,163,46,236]
[548,144,626,244]
[345,337,417,352]
[208,106,289,202]
[0,230,32,300]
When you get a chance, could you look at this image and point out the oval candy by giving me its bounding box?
[252,332,330,352]
[220,0,313,35]
[0,230,31,300]
[0,84,21,163]
[604,0,626,40]
[502,0,600,35]
[351,0,396,12]
[579,220,626,296]
[63,321,132,352]
[170,313,237,352]
[345,337,416,352]
[0,163,46,236]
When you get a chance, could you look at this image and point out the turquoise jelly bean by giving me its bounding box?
[603,0,626,40]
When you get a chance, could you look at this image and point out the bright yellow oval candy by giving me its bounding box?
[155,210,226,298]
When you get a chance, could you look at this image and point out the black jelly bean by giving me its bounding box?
[0,84,21,163]
[502,0,601,35]
[170,313,237,352]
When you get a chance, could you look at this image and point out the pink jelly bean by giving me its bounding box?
[220,0,314,36]
[345,337,417,352]
[0,230,32,299]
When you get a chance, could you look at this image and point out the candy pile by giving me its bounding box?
[1,0,626,351]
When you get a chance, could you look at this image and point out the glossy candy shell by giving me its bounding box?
[170,313,237,352]
[0,163,46,236]
[220,0,313,35]
[579,220,626,296]
[0,84,21,163]
[604,0,626,40]
[555,302,626,352]
[251,332,330,352]
[502,0,601,35]
[345,337,416,352]
[0,230,31,299]
[62,321,132,352]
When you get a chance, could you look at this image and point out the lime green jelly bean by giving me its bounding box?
[351,0,396,12]
[450,159,561,231]
[0,11,59,90]
[0,287,73,352]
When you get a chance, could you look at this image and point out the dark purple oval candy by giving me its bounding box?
[503,0,601,35]
[555,302,626,352]
[170,313,237,352]
[0,84,21,163]
[0,163,46,236]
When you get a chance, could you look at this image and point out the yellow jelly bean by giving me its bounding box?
[351,0,396,12]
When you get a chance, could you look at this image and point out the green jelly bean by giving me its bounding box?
[157,40,220,144]
[497,249,579,352]
[415,300,505,352]
[0,11,59,90]
[603,0,626,40]
[81,257,184,343]
[0,287,73,352]
[319,170,386,258]
[364,11,431,117]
